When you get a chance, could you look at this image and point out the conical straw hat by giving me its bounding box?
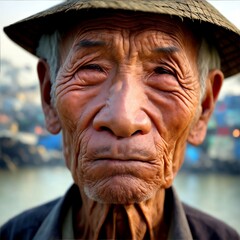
[4,0,240,78]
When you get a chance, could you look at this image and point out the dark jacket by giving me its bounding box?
[0,185,239,240]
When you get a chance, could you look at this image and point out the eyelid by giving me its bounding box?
[154,66,171,74]
[79,63,103,72]
[153,66,176,77]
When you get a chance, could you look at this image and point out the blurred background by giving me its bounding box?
[0,0,240,234]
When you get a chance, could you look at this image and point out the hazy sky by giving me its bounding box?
[0,1,240,93]
[1,1,63,68]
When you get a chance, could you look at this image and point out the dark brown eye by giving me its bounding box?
[154,67,172,75]
[80,64,103,72]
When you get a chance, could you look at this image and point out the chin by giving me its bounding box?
[83,175,157,204]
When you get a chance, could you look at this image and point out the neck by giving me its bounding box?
[74,188,168,240]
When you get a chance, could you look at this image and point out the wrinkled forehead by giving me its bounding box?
[59,11,200,58]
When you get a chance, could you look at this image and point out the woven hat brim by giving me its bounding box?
[4,0,240,78]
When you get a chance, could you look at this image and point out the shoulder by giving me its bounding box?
[183,203,240,240]
[0,198,59,240]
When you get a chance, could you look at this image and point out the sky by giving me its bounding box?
[0,0,240,94]
[0,1,63,84]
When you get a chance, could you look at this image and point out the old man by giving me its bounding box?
[1,0,240,239]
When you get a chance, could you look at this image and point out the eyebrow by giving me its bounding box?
[153,46,179,54]
[75,40,179,56]
[77,39,106,48]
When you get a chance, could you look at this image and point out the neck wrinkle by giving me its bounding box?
[137,188,166,239]
[76,188,166,240]
[124,203,148,239]
[76,190,111,240]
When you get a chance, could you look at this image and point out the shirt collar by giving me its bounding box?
[167,187,193,240]
[33,184,193,240]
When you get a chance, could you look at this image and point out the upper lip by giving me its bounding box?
[87,135,156,163]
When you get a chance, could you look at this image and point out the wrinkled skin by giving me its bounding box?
[38,13,223,239]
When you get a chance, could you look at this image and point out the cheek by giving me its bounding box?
[56,90,90,127]
[171,103,202,176]
[61,124,95,187]
[164,99,196,141]
[61,125,82,176]
[55,88,97,177]
[172,140,187,177]
[150,92,200,185]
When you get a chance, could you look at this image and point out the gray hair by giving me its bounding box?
[197,38,221,99]
[36,31,61,103]
[36,31,220,102]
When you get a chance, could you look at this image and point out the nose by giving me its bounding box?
[93,80,151,138]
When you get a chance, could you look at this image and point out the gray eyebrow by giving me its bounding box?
[77,39,106,48]
[153,46,179,54]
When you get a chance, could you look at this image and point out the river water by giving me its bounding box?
[0,167,239,233]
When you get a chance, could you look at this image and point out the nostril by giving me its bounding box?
[97,126,141,138]
[132,130,143,136]
[97,127,143,137]
[99,126,114,134]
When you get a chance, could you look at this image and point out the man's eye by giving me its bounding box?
[80,64,103,72]
[154,67,172,75]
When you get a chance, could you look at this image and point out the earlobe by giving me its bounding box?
[188,69,224,146]
[37,59,61,134]
[187,117,206,146]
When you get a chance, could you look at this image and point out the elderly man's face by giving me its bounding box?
[39,13,214,204]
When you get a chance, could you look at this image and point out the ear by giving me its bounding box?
[37,59,61,134]
[188,69,224,145]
